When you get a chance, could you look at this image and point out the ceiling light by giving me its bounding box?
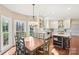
[67,8,71,10]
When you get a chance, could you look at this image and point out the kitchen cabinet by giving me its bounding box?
[57,19,71,34]
[28,21,38,36]
[53,34,70,49]
[44,20,49,29]
[49,20,58,29]
[39,17,44,28]
[63,20,70,29]
[58,20,64,33]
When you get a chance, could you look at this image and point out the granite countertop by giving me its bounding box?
[53,33,70,37]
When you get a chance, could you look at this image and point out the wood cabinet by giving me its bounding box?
[53,35,70,49]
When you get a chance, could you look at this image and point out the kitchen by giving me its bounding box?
[0,4,79,55]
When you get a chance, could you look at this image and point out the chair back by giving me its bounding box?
[18,37,26,55]
[15,36,26,55]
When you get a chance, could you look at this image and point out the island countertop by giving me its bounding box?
[52,33,71,37]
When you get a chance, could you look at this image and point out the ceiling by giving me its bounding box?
[3,4,79,20]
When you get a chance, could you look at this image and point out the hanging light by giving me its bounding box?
[32,4,35,20]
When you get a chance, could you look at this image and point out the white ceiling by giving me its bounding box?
[3,4,79,20]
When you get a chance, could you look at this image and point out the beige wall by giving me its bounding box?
[71,19,79,25]
[0,4,39,47]
[0,4,39,36]
[0,5,38,21]
[0,5,36,51]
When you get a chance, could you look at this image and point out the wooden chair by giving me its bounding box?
[15,36,29,55]
[36,33,49,55]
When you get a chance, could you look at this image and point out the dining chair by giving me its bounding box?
[36,33,49,55]
[15,36,30,55]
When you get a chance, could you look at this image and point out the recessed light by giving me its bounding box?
[67,8,71,10]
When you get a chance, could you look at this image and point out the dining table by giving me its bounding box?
[24,37,45,54]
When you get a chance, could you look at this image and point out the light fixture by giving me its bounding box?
[32,4,35,20]
[67,7,71,10]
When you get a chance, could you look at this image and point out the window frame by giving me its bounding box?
[14,20,26,38]
[0,15,13,53]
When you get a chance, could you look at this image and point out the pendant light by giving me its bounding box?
[32,4,35,20]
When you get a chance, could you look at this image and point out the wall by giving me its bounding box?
[71,19,79,36]
[70,19,79,54]
[0,5,35,21]
[0,4,35,37]
[0,5,38,54]
[71,19,79,24]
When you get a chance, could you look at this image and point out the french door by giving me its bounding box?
[14,20,26,39]
[0,16,12,52]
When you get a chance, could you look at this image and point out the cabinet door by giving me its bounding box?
[53,36,63,48]
[44,20,49,28]
[49,20,58,29]
[63,37,70,48]
[64,20,70,29]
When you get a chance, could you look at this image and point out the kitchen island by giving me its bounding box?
[52,34,70,49]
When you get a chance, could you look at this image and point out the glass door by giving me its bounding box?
[0,16,12,52]
[14,20,26,39]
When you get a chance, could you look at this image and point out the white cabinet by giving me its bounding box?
[44,20,50,28]
[49,20,70,29]
[49,19,71,35]
[49,20,58,34]
[63,19,70,29]
[28,21,39,36]
[49,20,58,29]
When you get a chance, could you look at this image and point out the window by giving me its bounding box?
[14,20,26,38]
[0,16,12,52]
[2,19,9,46]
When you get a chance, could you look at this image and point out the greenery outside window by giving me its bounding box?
[0,15,12,52]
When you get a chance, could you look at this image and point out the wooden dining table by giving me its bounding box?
[24,37,45,54]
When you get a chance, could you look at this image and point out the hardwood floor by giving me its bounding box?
[49,38,69,55]
[1,36,79,55]
[69,36,79,55]
[49,36,79,55]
